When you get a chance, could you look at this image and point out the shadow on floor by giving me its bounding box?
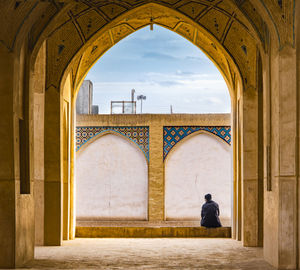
[20,238,276,270]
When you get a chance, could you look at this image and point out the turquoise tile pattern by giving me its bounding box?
[76,126,149,161]
[163,126,231,160]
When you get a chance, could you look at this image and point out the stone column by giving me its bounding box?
[62,75,71,241]
[148,120,164,220]
[0,43,17,269]
[231,97,238,240]
[242,86,260,247]
[0,42,35,267]
[263,40,280,267]
[32,42,46,246]
[62,101,70,240]
[264,43,298,269]
[69,95,76,239]
[277,46,297,269]
[44,86,62,245]
[236,95,243,241]
[297,8,300,267]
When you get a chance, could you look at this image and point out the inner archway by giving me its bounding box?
[40,0,263,250]
[62,2,244,240]
[73,21,232,232]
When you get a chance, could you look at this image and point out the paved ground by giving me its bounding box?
[22,238,276,270]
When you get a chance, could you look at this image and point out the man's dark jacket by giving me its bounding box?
[201,200,222,228]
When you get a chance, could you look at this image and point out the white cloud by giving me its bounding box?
[84,25,231,114]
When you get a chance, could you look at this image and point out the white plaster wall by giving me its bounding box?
[165,133,232,226]
[76,133,148,220]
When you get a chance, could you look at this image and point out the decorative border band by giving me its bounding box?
[163,126,231,160]
[76,126,149,161]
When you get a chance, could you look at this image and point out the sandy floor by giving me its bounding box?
[21,238,276,270]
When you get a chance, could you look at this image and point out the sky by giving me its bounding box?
[84,25,231,114]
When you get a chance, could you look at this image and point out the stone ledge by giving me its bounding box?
[76,226,231,238]
[76,220,231,227]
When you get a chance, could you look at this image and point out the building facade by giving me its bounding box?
[75,114,232,227]
[76,80,99,114]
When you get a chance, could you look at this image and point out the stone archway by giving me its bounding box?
[2,0,298,269]
[40,1,262,248]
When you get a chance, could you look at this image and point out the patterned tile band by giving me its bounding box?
[76,126,149,161]
[163,126,231,160]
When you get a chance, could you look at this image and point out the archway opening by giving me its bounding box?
[79,25,231,114]
[37,0,263,247]
[73,22,234,236]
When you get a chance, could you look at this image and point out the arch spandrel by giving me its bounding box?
[0,1,50,51]
[42,1,271,95]
[66,3,240,95]
[258,0,295,47]
[223,20,257,86]
[72,18,237,91]
[47,19,85,90]
[38,0,296,98]
[73,30,113,90]
[70,55,83,90]
[235,0,295,48]
[67,3,255,97]
[0,1,294,57]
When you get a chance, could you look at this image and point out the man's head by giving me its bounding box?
[205,193,212,202]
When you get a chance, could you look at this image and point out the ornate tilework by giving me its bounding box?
[76,126,149,161]
[163,126,231,160]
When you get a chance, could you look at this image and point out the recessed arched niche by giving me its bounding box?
[76,133,148,221]
[165,132,232,226]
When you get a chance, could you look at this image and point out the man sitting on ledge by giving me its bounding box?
[201,193,222,228]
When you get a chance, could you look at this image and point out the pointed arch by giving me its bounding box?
[76,132,148,221]
[52,1,256,99]
[164,131,232,225]
[39,0,265,247]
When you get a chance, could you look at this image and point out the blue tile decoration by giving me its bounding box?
[163,126,231,160]
[76,126,149,161]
